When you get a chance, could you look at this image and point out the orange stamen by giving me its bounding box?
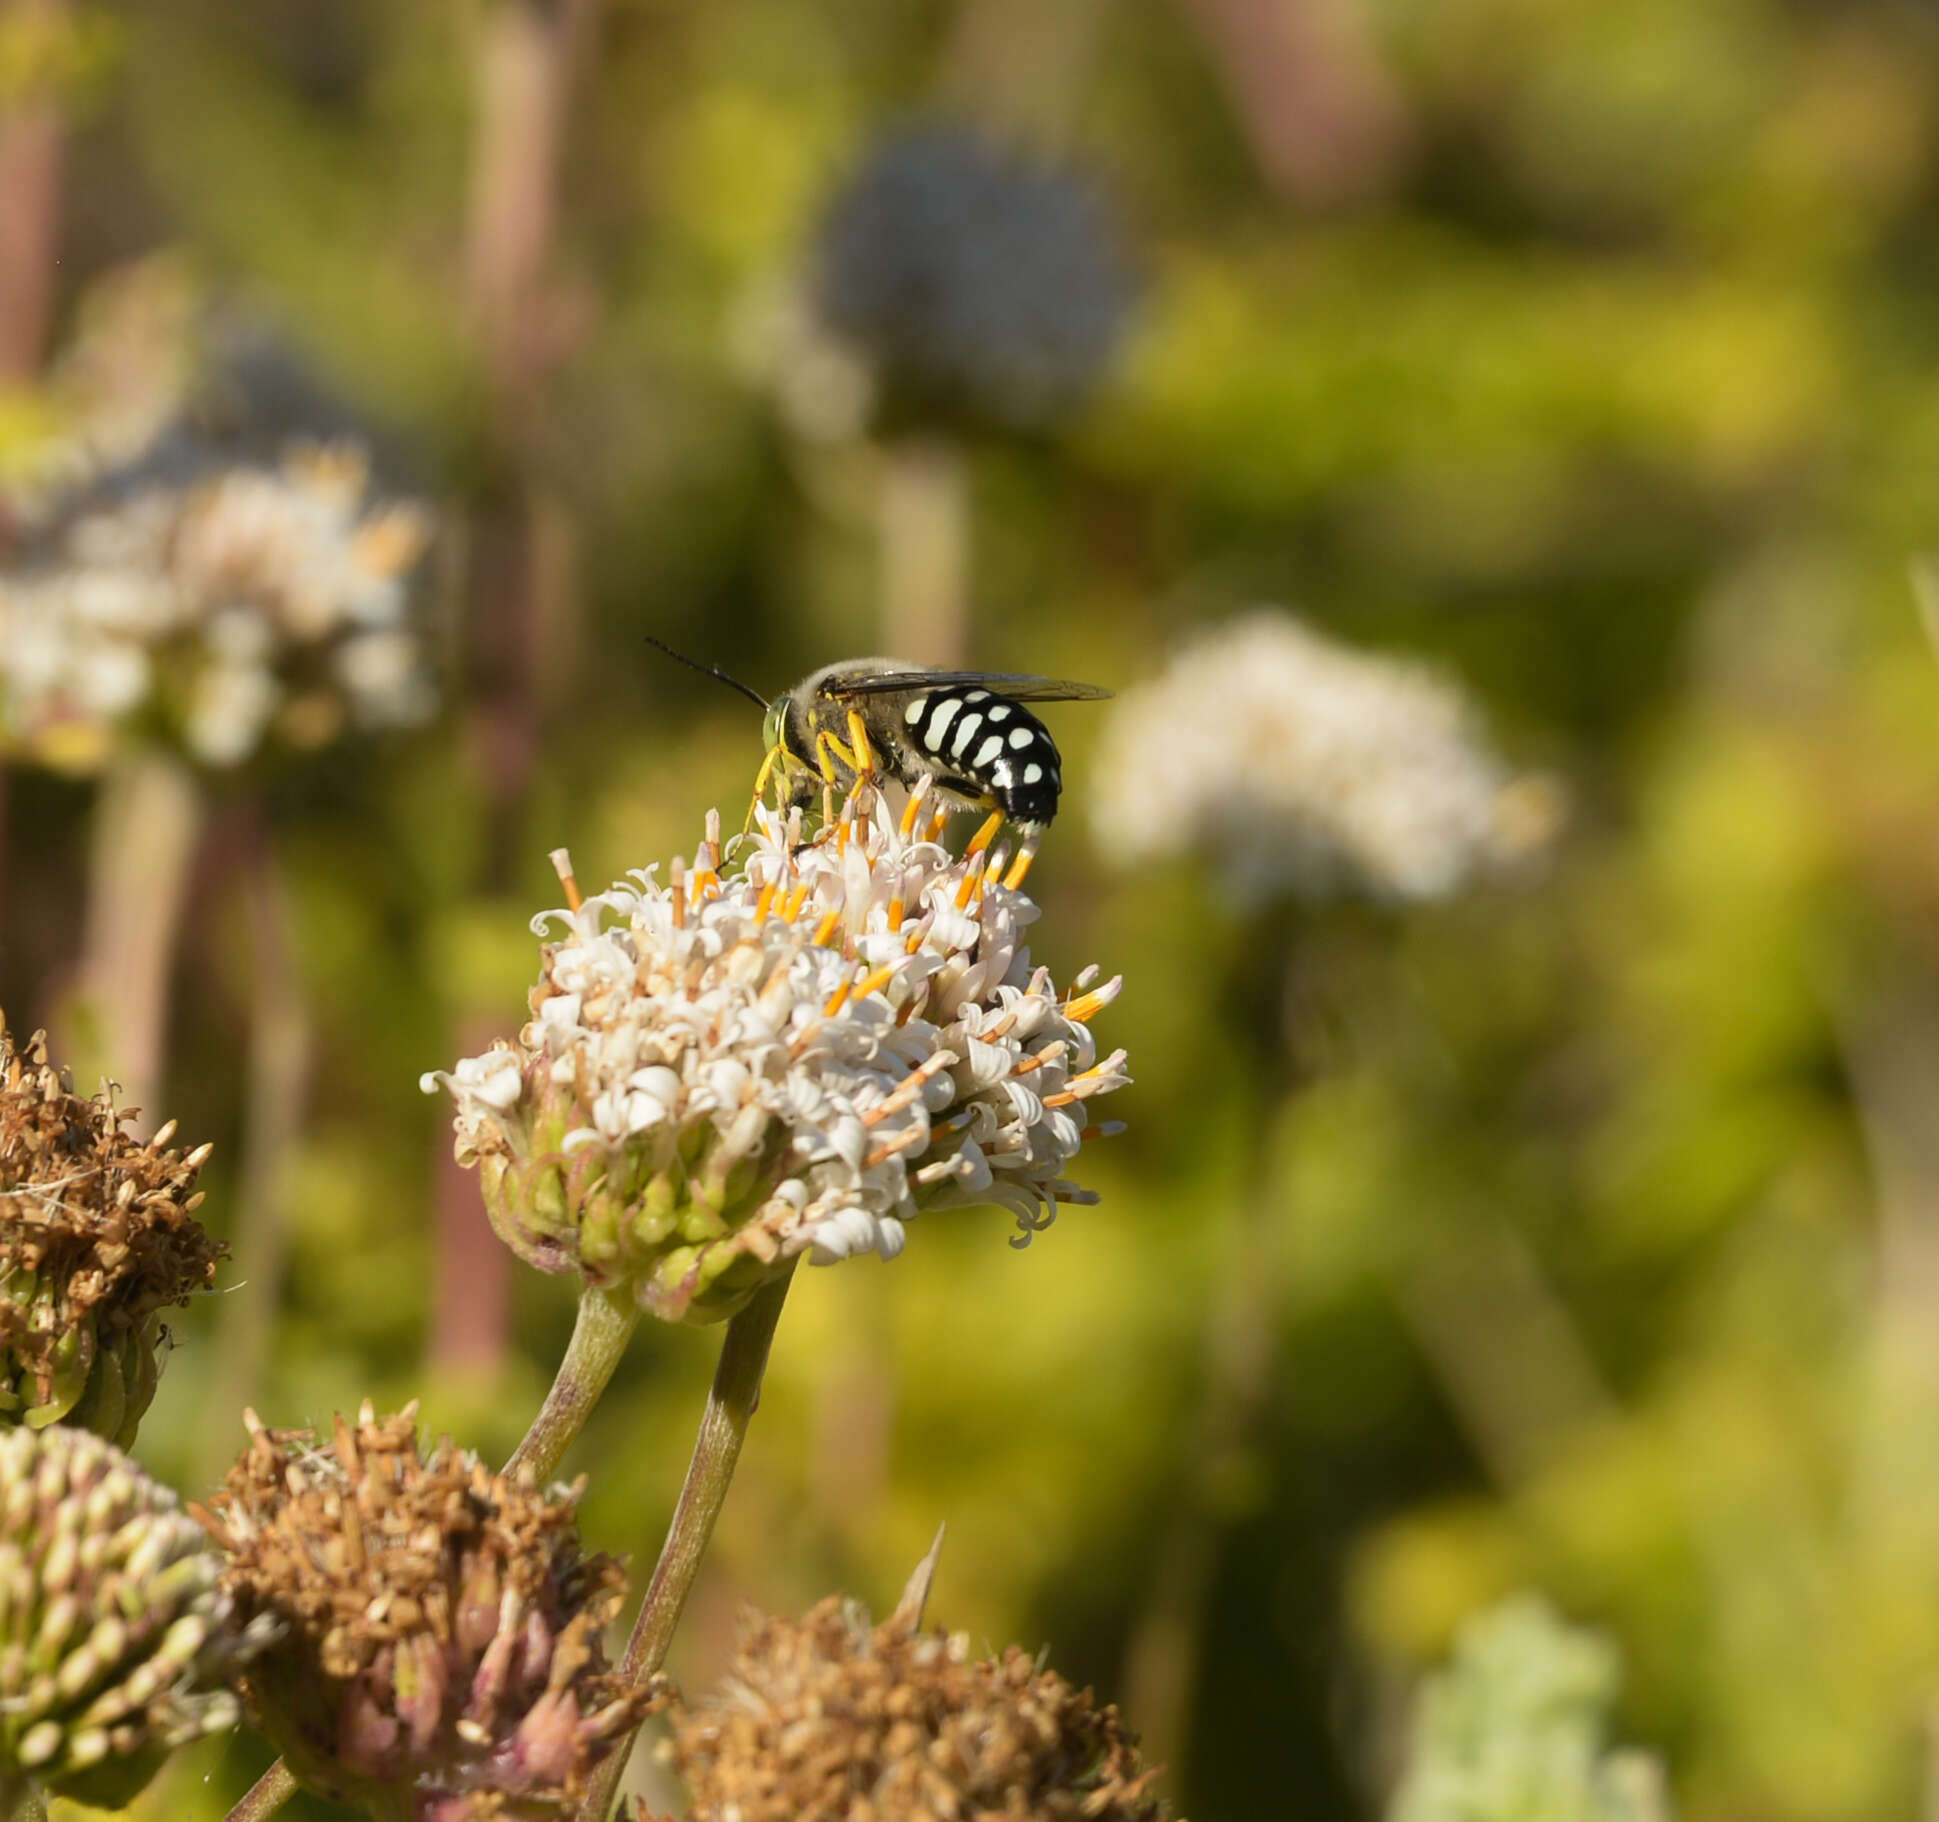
[823,970,857,1018]
[811,908,844,949]
[860,1053,953,1127]
[964,811,1003,858]
[862,1125,928,1170]
[1061,987,1112,1023]
[953,855,986,911]
[549,849,582,915]
[754,880,778,922]
[669,858,686,930]
[855,961,899,1000]
[1003,845,1037,890]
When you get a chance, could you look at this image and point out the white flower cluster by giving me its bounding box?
[0,442,434,771]
[422,792,1128,1322]
[1091,612,1562,905]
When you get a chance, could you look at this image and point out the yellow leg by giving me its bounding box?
[814,721,882,825]
[846,707,876,779]
[745,744,781,834]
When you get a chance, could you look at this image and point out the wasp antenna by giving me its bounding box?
[644,634,770,712]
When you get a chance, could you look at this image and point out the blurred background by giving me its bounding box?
[6,0,1939,1816]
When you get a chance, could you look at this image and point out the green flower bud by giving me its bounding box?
[0,1022,221,1443]
[207,1403,659,1821]
[0,1424,259,1810]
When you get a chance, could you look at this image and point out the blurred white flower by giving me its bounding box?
[0,442,436,772]
[1091,611,1563,905]
[422,790,1129,1323]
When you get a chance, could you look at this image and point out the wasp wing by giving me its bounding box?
[825,670,1113,703]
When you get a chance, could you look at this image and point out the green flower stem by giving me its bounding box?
[505,1280,642,1484]
[576,1266,796,1822]
[223,1760,296,1821]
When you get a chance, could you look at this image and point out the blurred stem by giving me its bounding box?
[3,1780,44,1822]
[1395,1211,1614,1486]
[937,0,1113,148]
[223,1759,296,1821]
[430,1012,515,1377]
[66,746,201,1127]
[505,1280,640,1484]
[0,0,65,381]
[1122,904,1301,1774]
[436,0,600,1383]
[1834,974,1939,1553]
[576,1267,796,1822]
[196,803,313,1490]
[879,434,969,668]
[1171,0,1413,205]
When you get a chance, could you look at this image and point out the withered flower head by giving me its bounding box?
[0,1424,260,1811]
[421,791,1128,1323]
[0,1022,220,1443]
[664,1556,1172,1822]
[207,1402,656,1821]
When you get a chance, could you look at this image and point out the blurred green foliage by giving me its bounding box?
[9,0,1939,1817]
[1388,1595,1669,1822]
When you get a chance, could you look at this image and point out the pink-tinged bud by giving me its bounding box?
[207,1403,661,1820]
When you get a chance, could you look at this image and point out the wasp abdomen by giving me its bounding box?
[903,687,1063,830]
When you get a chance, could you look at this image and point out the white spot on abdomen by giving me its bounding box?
[949,713,983,759]
[974,734,1004,768]
[1022,762,1044,784]
[1009,727,1033,750]
[904,698,927,727]
[925,698,961,747]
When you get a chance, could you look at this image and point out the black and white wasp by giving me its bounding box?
[755,659,1111,834]
[644,640,1109,836]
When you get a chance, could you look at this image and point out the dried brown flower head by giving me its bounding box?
[664,1570,1173,1822]
[0,1022,220,1442]
[205,1403,658,1821]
